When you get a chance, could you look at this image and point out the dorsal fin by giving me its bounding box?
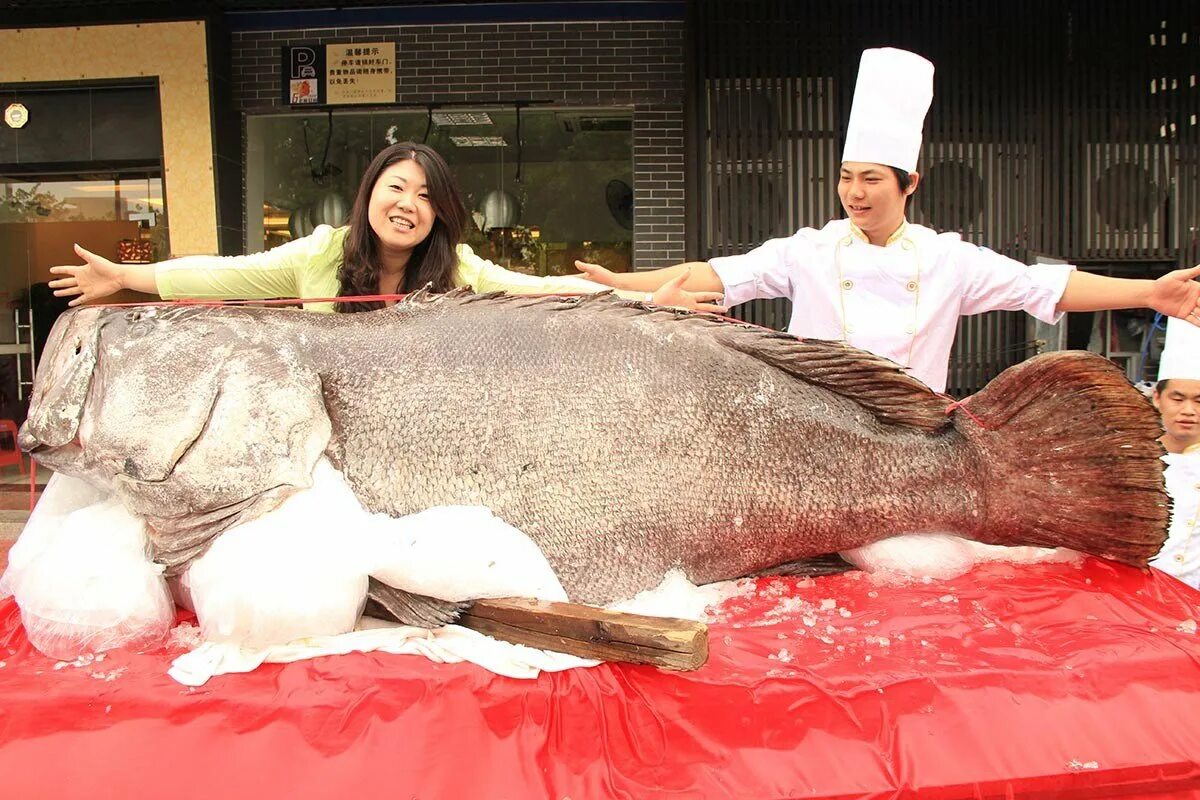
[710,327,952,432]
[401,284,475,305]
[394,290,952,432]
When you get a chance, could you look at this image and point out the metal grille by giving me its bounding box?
[689,0,1200,394]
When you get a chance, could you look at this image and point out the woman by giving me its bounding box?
[50,142,722,313]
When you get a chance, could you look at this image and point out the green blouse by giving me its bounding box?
[156,225,647,312]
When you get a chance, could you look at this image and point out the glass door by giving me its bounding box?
[0,169,166,422]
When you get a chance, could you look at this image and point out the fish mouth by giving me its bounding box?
[20,436,89,478]
[17,426,43,454]
[17,425,74,462]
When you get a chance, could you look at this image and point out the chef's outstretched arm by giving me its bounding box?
[574,260,726,294]
[1057,265,1200,326]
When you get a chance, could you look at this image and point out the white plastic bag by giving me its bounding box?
[185,460,375,650]
[4,473,174,660]
[0,472,109,600]
[184,458,567,652]
[368,505,567,602]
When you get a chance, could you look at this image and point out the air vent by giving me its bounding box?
[431,111,493,126]
[912,141,1042,251]
[1083,143,1177,252]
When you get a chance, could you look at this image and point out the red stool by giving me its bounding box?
[0,419,25,475]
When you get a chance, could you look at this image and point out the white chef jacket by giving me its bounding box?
[1153,447,1200,590]
[710,219,1075,392]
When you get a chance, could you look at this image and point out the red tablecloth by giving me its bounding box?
[2,558,1199,799]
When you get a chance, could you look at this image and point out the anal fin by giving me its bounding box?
[364,577,469,628]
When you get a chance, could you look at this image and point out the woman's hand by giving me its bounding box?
[1148,264,1200,326]
[649,270,728,313]
[48,245,126,306]
[573,260,626,288]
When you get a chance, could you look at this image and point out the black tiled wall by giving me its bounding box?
[230,20,686,267]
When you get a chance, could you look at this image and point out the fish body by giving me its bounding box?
[21,293,1168,606]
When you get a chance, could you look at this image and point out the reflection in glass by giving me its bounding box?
[0,174,164,226]
[0,171,167,419]
[246,108,633,274]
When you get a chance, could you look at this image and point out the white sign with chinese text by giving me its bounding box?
[325,42,396,105]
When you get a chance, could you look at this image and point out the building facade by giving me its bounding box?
[1,0,1197,405]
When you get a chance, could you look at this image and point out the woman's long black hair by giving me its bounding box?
[336,142,468,312]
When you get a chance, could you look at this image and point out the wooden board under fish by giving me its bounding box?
[461,598,709,671]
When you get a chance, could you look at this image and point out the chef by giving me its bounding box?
[575,47,1200,393]
[1151,317,1200,589]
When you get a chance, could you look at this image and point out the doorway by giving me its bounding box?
[0,170,167,422]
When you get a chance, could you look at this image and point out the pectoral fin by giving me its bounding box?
[737,552,857,579]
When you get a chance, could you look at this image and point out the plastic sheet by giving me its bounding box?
[1,473,173,660]
[2,558,1199,800]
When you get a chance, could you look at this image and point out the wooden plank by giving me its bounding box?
[460,597,709,671]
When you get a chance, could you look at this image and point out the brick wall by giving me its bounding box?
[230,20,686,267]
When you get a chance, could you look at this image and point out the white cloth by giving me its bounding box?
[168,617,598,686]
[168,569,746,687]
[1153,450,1200,589]
[842,48,935,173]
[1157,316,1200,381]
[710,219,1075,392]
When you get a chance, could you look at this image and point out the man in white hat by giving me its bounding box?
[576,47,1200,393]
[1151,317,1200,588]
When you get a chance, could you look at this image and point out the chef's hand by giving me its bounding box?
[1149,264,1200,327]
[650,270,728,314]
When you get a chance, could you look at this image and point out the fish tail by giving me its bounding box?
[952,351,1168,566]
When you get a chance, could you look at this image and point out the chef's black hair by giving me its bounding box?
[891,167,916,209]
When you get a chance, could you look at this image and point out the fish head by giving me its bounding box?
[22,305,332,565]
[21,306,109,453]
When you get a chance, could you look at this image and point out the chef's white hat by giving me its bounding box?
[1157,316,1200,381]
[842,48,935,173]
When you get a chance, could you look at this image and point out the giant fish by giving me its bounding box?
[19,291,1168,623]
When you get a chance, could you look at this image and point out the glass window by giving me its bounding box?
[246,107,633,275]
[0,170,166,412]
[0,173,164,226]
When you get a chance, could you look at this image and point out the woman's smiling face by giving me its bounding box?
[367,158,436,254]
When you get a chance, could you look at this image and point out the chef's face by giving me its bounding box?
[1154,378,1200,450]
[838,162,918,244]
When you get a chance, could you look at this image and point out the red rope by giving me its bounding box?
[944,397,996,431]
[91,292,748,321]
[94,293,410,309]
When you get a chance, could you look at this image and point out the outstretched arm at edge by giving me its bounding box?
[1058,265,1200,325]
[574,260,726,294]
